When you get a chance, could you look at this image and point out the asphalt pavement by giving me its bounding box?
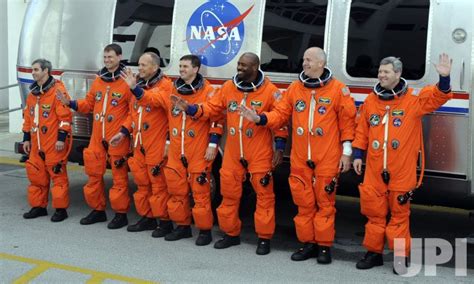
[0,129,473,283]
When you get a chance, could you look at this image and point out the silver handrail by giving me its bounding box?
[0,107,22,114]
[0,84,21,114]
[0,83,19,91]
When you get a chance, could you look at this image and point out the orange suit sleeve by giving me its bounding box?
[352,102,370,151]
[194,86,226,120]
[55,83,73,135]
[136,84,169,109]
[263,88,292,129]
[269,90,289,139]
[22,95,32,134]
[75,80,98,113]
[416,85,452,116]
[336,85,356,142]
[121,99,134,134]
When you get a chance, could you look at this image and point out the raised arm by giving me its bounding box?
[417,53,453,115]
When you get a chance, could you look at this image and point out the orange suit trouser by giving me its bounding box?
[24,152,69,209]
[217,168,275,239]
[128,152,169,219]
[164,165,213,230]
[82,145,130,213]
[288,167,336,247]
[359,183,411,256]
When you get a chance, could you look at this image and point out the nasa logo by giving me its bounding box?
[186,0,254,67]
[318,106,326,115]
[393,118,402,127]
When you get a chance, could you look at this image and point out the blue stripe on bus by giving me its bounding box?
[436,106,469,114]
[18,78,34,84]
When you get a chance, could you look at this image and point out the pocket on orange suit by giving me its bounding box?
[83,148,106,176]
[128,156,149,186]
[359,183,387,218]
[25,159,48,187]
[289,174,314,208]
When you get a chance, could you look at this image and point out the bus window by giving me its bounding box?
[261,0,328,74]
[112,0,174,67]
[346,0,429,79]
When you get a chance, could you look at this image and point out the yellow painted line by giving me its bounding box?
[0,157,26,167]
[1,253,157,284]
[12,264,49,284]
[86,275,107,284]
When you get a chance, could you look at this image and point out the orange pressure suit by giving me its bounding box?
[352,80,452,256]
[122,71,173,220]
[69,65,132,213]
[22,77,72,209]
[192,72,288,239]
[136,74,222,230]
[262,69,356,246]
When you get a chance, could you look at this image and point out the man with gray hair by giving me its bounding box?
[22,58,73,222]
[352,54,452,274]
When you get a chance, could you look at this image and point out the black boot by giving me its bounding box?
[164,225,192,241]
[152,220,174,238]
[19,154,29,163]
[127,217,157,232]
[356,251,384,269]
[291,243,318,261]
[51,208,68,222]
[195,230,212,246]
[393,256,409,275]
[256,238,271,255]
[107,213,128,229]
[80,210,107,225]
[317,246,332,264]
[214,234,241,249]
[23,207,47,219]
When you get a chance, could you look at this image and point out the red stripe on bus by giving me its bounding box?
[17,67,64,76]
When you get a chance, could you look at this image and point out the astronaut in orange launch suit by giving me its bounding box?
[239,48,356,263]
[22,58,72,222]
[352,54,452,274]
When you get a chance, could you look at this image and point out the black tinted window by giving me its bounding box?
[346,0,429,79]
[113,0,174,67]
[261,0,328,74]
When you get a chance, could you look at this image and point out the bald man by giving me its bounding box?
[110,52,173,237]
[240,47,356,264]
[172,52,288,255]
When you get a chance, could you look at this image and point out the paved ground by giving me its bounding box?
[0,121,473,282]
